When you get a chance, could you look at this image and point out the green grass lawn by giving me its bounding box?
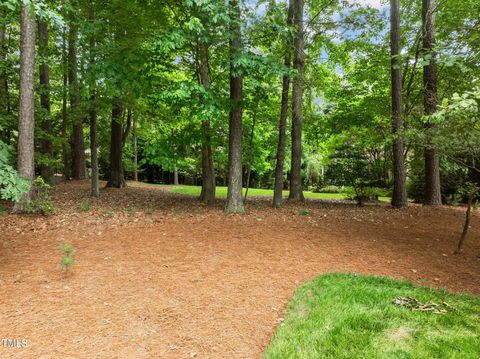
[164,185,391,202]
[264,273,480,359]
[165,185,350,200]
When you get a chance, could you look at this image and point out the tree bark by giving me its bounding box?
[13,5,36,212]
[225,0,244,213]
[289,0,305,202]
[273,0,294,208]
[38,20,54,184]
[422,0,442,206]
[197,44,216,205]
[0,19,8,117]
[69,23,86,180]
[106,103,126,188]
[244,94,259,202]
[133,116,138,181]
[390,0,408,208]
[61,28,69,181]
[455,189,478,254]
[89,9,99,197]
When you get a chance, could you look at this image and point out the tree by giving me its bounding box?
[197,43,216,205]
[288,0,305,202]
[13,3,36,212]
[422,0,442,205]
[68,21,86,180]
[106,103,127,188]
[38,20,54,184]
[273,0,294,208]
[390,0,408,208]
[225,0,244,213]
[88,7,99,197]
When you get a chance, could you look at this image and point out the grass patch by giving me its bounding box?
[166,185,352,201]
[264,273,480,359]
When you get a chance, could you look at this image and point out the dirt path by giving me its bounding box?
[1,181,479,358]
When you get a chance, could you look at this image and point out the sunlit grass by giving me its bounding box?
[264,273,480,359]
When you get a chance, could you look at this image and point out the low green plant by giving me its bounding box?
[78,199,91,212]
[345,182,387,205]
[0,140,30,202]
[300,208,310,216]
[59,242,75,272]
[125,206,137,214]
[21,177,54,214]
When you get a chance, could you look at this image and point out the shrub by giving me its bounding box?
[21,177,54,215]
[345,183,387,205]
[59,242,75,272]
[300,208,310,216]
[0,140,30,202]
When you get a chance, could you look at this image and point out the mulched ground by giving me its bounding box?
[1,180,479,358]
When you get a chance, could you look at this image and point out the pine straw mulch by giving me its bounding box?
[0,180,479,358]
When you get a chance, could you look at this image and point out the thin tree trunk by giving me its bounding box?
[61,28,69,181]
[244,95,259,202]
[197,43,216,205]
[0,19,8,118]
[174,162,179,185]
[455,190,478,254]
[390,0,408,208]
[133,116,138,181]
[106,103,126,188]
[69,23,86,180]
[225,0,244,213]
[273,0,294,208]
[89,9,99,197]
[38,21,54,184]
[13,5,36,212]
[422,0,442,205]
[289,0,305,202]
[122,108,132,146]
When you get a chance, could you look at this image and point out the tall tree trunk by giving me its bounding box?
[273,0,294,208]
[422,0,442,205]
[390,0,408,208]
[197,43,216,205]
[69,23,86,180]
[225,0,244,213]
[38,21,54,184]
[106,103,126,188]
[61,28,69,181]
[0,19,9,118]
[13,5,36,212]
[244,94,260,202]
[133,116,138,181]
[288,0,305,202]
[89,9,99,197]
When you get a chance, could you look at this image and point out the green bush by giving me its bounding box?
[59,242,75,272]
[21,177,54,215]
[0,140,30,202]
[313,185,345,194]
[345,183,387,205]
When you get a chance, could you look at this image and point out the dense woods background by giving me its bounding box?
[0,0,479,214]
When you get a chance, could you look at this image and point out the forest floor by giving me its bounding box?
[0,180,479,359]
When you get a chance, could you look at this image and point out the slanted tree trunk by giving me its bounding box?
[13,4,36,212]
[390,0,408,208]
[69,23,86,180]
[422,0,442,206]
[288,0,305,202]
[38,20,54,184]
[106,103,126,188]
[273,0,294,208]
[197,43,216,205]
[225,0,244,213]
[455,189,478,254]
